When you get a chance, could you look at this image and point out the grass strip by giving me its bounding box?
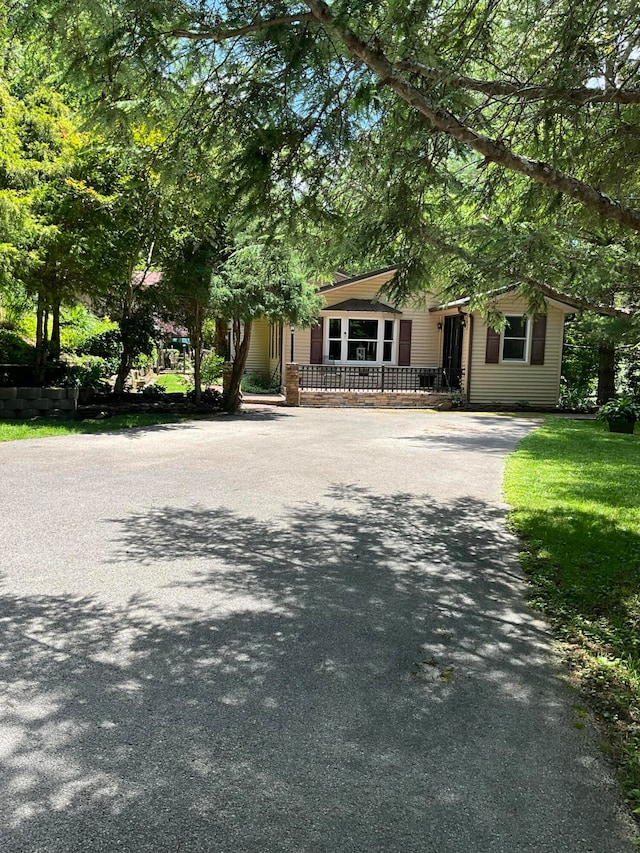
[504,418,640,821]
[0,413,195,442]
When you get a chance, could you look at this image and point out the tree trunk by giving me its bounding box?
[224,320,252,413]
[191,304,203,406]
[114,271,135,395]
[114,352,133,394]
[214,317,228,358]
[596,344,616,405]
[35,303,50,384]
[35,292,45,374]
[50,292,61,361]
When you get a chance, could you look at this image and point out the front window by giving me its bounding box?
[323,317,396,364]
[347,319,378,361]
[502,316,528,361]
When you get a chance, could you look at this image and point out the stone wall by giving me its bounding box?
[0,387,79,419]
[299,390,447,408]
[285,363,300,407]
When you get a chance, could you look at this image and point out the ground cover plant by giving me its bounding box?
[504,418,640,819]
[0,414,196,441]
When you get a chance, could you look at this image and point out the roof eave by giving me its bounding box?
[318,264,400,294]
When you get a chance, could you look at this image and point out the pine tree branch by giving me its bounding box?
[164,13,315,43]
[420,231,631,317]
[397,59,640,105]
[304,0,640,233]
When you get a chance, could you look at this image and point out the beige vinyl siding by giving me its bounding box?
[289,323,312,368]
[469,296,565,406]
[321,272,399,303]
[244,318,270,374]
[399,309,441,366]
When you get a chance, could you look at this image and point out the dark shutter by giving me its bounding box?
[398,319,412,366]
[485,326,500,363]
[310,318,324,364]
[530,315,547,365]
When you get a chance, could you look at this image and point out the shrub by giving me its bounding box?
[142,383,168,399]
[134,350,158,372]
[559,379,595,412]
[0,329,35,364]
[241,371,280,394]
[200,350,225,385]
[81,328,121,374]
[186,386,224,412]
[60,307,117,353]
[60,354,111,388]
[448,391,467,408]
[0,285,31,332]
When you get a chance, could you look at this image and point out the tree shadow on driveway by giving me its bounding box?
[394,415,540,455]
[0,488,633,852]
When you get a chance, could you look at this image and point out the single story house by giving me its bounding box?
[242,265,579,407]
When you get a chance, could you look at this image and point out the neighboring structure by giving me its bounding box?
[244,265,579,407]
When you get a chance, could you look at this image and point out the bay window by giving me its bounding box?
[324,316,396,364]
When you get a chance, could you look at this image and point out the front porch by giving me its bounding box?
[285,364,464,407]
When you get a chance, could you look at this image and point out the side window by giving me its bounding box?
[502,316,528,361]
[383,320,394,362]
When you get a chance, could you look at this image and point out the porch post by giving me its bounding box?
[285,363,300,407]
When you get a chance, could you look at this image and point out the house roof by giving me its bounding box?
[429,284,580,314]
[132,270,163,288]
[321,298,401,314]
[319,265,399,294]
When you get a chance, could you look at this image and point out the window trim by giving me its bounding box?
[500,315,530,363]
[323,314,397,365]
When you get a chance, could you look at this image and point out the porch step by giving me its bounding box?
[241,393,286,406]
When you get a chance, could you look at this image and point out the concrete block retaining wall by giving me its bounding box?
[0,387,79,419]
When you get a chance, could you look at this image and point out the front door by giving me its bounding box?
[442,315,463,388]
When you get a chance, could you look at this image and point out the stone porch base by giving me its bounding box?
[299,390,452,408]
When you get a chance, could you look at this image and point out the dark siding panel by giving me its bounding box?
[485,326,500,363]
[530,315,547,365]
[310,318,324,364]
[398,319,412,366]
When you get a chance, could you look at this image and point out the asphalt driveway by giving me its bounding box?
[0,408,634,852]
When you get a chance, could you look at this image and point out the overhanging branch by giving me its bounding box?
[304,0,640,233]
[420,231,632,317]
[397,59,640,105]
[165,13,315,43]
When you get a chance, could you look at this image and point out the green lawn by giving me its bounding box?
[0,413,195,442]
[154,373,193,393]
[504,418,640,817]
